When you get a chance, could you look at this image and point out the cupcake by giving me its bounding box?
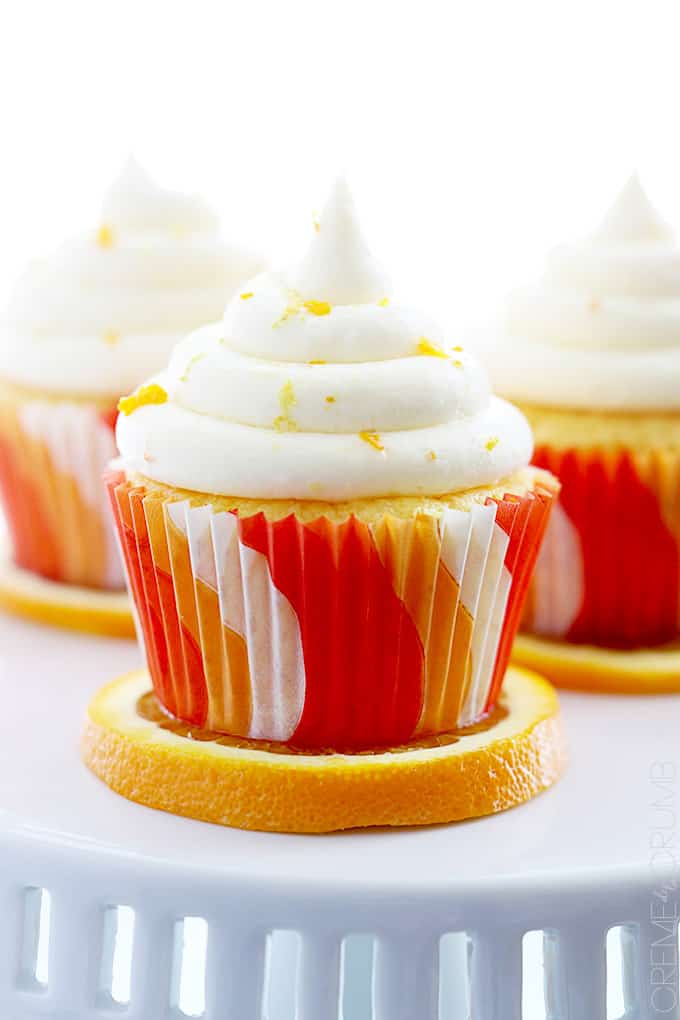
[107,178,557,752]
[479,175,680,680]
[0,158,265,590]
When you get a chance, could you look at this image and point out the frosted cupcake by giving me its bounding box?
[108,179,557,752]
[0,158,265,590]
[480,175,680,687]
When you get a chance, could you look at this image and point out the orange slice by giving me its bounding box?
[513,633,680,695]
[0,551,135,638]
[82,666,567,833]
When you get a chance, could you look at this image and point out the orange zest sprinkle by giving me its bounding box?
[308,359,327,365]
[359,431,384,452]
[118,383,168,416]
[180,352,206,383]
[240,291,254,300]
[452,345,463,352]
[303,300,331,316]
[426,450,437,461]
[96,224,115,247]
[378,297,389,307]
[453,359,463,368]
[273,293,303,328]
[274,381,297,432]
[485,437,499,452]
[325,396,336,404]
[417,337,448,359]
[103,330,120,346]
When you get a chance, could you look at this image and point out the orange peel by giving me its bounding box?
[513,632,680,694]
[117,383,168,417]
[81,666,566,834]
[0,550,135,638]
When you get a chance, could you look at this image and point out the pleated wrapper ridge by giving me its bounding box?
[0,387,123,588]
[524,444,680,649]
[107,471,555,751]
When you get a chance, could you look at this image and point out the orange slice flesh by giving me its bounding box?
[513,633,680,695]
[0,551,135,638]
[82,666,567,834]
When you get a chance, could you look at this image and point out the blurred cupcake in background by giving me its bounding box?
[107,178,558,752]
[0,158,266,590]
[479,175,680,684]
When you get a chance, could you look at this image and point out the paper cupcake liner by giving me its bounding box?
[0,392,123,589]
[107,472,555,750]
[524,444,680,649]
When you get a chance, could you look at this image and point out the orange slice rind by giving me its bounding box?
[81,666,567,833]
[0,548,135,638]
[513,633,680,695]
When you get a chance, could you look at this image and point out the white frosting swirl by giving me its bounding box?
[485,174,680,410]
[117,178,532,500]
[0,158,266,397]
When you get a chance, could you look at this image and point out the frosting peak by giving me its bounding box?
[101,156,219,238]
[593,173,674,246]
[1,159,266,397]
[288,177,391,305]
[117,179,532,500]
[482,176,680,411]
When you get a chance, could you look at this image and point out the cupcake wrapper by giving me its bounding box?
[107,472,554,750]
[0,394,123,589]
[524,445,680,649]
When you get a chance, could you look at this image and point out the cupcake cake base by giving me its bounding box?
[513,632,680,694]
[82,665,566,834]
[0,537,135,638]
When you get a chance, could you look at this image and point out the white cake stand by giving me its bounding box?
[0,610,677,1020]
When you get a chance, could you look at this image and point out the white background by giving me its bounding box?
[2,0,680,334]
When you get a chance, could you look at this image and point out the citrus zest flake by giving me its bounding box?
[273,293,303,328]
[417,337,448,359]
[240,291,254,300]
[485,437,499,452]
[118,384,168,417]
[359,431,384,452]
[180,352,206,383]
[274,381,297,432]
[303,300,331,316]
[96,224,115,248]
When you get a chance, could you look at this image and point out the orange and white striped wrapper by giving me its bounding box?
[0,387,124,589]
[107,471,556,751]
[524,445,680,649]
